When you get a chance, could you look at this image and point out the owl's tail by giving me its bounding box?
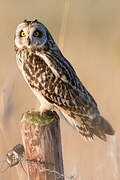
[77,115,115,141]
[60,110,115,141]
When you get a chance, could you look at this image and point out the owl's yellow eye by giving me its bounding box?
[33,30,40,37]
[20,31,26,37]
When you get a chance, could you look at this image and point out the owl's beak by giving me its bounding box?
[27,37,31,47]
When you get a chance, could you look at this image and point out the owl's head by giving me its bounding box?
[15,19,49,49]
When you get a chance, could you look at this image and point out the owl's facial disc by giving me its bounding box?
[15,20,47,49]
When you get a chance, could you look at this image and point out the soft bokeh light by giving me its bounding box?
[0,0,120,179]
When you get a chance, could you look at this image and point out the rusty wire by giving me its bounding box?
[0,144,75,180]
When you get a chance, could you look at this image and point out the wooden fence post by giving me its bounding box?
[21,110,64,180]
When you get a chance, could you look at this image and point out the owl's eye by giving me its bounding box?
[33,30,41,37]
[20,31,26,37]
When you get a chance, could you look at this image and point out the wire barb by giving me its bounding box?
[0,144,75,180]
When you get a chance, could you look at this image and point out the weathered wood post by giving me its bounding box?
[21,110,64,180]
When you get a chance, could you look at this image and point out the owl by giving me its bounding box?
[14,19,115,141]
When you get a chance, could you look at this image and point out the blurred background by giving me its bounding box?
[0,0,120,179]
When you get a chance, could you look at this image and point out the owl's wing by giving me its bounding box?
[36,49,114,141]
[45,50,99,112]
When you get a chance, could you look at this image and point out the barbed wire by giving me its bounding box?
[26,159,75,180]
[0,144,75,180]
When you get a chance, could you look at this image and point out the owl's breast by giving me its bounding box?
[16,51,78,112]
[21,53,56,95]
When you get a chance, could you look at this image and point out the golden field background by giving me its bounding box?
[0,0,120,179]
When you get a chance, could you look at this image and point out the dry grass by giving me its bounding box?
[58,0,70,52]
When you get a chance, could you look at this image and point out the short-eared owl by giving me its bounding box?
[14,19,114,141]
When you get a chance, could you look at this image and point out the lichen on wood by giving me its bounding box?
[23,110,59,126]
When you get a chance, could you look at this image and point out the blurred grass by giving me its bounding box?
[0,0,120,179]
[58,0,70,51]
